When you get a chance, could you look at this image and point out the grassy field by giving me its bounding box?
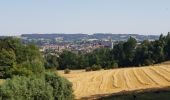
[58,62,170,100]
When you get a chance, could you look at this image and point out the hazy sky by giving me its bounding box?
[0,0,170,36]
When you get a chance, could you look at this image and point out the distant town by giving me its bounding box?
[1,33,159,54]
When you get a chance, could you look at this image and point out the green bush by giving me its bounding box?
[144,59,154,66]
[85,67,92,72]
[110,62,118,69]
[104,62,119,70]
[44,54,59,69]
[0,72,74,100]
[64,68,70,74]
[0,76,53,100]
[0,66,10,79]
[45,72,74,100]
[7,66,33,78]
[91,65,102,71]
[7,60,44,78]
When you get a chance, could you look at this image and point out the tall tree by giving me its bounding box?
[58,51,78,69]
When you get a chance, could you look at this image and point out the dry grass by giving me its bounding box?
[0,79,5,85]
[58,61,170,99]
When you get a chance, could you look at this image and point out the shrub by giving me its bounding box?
[91,65,102,71]
[104,67,108,70]
[0,66,10,79]
[0,76,53,100]
[7,60,44,78]
[85,67,92,72]
[0,72,74,100]
[44,54,59,69]
[144,59,154,66]
[7,66,33,78]
[45,72,74,100]
[64,68,70,74]
[113,62,118,68]
[105,62,119,70]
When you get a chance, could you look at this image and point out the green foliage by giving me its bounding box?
[144,59,154,66]
[0,38,44,78]
[59,51,78,69]
[113,62,118,68]
[64,68,70,74]
[0,66,10,79]
[92,48,112,67]
[0,49,16,67]
[0,76,53,100]
[44,54,59,69]
[77,55,89,69]
[85,67,92,72]
[8,66,33,77]
[91,65,102,71]
[164,33,170,59]
[123,37,137,66]
[56,33,170,69]
[6,59,44,78]
[133,40,152,66]
[16,44,43,64]
[45,72,74,100]
[111,42,125,66]
[0,38,74,100]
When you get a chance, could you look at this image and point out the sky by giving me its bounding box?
[0,0,170,36]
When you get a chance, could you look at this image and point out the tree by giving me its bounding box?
[164,32,170,59]
[0,37,22,51]
[45,72,74,100]
[45,54,59,69]
[111,42,125,67]
[123,37,137,66]
[0,49,16,67]
[0,76,53,100]
[85,53,99,67]
[77,55,89,69]
[0,49,16,78]
[134,40,154,66]
[58,51,78,69]
[152,40,165,63]
[92,48,112,67]
[0,38,44,78]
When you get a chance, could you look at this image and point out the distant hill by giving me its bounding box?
[0,36,10,39]
[21,33,159,42]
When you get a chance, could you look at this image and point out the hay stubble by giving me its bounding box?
[59,64,170,99]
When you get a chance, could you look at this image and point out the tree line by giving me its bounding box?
[45,32,170,70]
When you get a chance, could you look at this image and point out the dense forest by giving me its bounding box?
[44,32,170,70]
[0,38,74,100]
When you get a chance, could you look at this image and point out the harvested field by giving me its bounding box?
[58,62,170,99]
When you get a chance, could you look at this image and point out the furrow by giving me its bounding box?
[141,68,160,85]
[160,66,170,73]
[132,68,150,85]
[123,69,132,89]
[116,69,126,89]
[150,67,170,82]
[112,70,120,88]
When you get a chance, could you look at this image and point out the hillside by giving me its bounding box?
[59,62,170,99]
